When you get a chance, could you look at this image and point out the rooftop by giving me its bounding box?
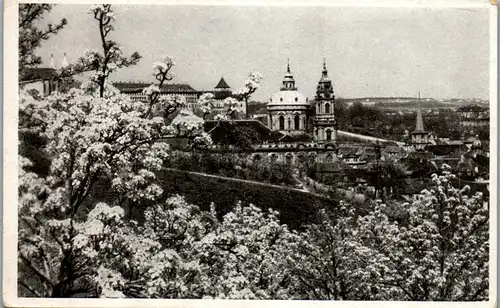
[113,82,198,93]
[215,77,231,89]
[20,67,58,83]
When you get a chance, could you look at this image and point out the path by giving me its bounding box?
[163,168,325,198]
[337,130,405,146]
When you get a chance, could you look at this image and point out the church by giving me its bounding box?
[267,59,338,143]
[205,59,343,166]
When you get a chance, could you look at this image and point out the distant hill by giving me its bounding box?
[337,97,489,110]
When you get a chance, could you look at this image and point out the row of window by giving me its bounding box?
[273,115,305,130]
[317,102,332,114]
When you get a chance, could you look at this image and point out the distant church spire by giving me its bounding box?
[61,52,69,68]
[49,54,55,69]
[415,91,425,132]
[323,58,327,71]
[287,57,291,74]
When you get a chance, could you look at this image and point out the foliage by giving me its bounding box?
[283,166,489,300]
[19,4,68,69]
[18,4,489,301]
[232,72,263,118]
[18,4,209,297]
[166,151,296,186]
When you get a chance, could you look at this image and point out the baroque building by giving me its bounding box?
[267,61,309,135]
[313,59,338,143]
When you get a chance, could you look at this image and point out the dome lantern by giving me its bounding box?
[281,58,297,91]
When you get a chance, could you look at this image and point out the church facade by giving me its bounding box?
[266,60,338,144]
[248,60,341,165]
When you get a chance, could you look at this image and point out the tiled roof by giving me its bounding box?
[20,68,58,82]
[278,134,313,143]
[113,82,198,93]
[215,77,231,89]
[204,120,274,143]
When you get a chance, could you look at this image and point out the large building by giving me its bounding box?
[19,54,68,97]
[267,62,309,135]
[457,105,489,128]
[113,82,201,110]
[19,68,61,97]
[267,60,338,143]
[204,60,346,166]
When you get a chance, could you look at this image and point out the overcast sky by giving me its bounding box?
[35,5,490,101]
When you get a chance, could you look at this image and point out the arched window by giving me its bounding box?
[279,115,285,130]
[317,103,321,114]
[303,118,306,129]
[294,115,300,130]
[325,103,331,114]
[269,115,273,129]
[288,117,291,130]
[326,129,332,141]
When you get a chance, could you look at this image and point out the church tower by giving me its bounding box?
[411,92,432,150]
[313,59,337,143]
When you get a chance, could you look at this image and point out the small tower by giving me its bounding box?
[281,58,297,91]
[61,52,69,69]
[49,54,56,69]
[411,92,431,150]
[313,59,337,143]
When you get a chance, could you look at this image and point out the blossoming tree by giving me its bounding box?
[18,4,210,297]
[232,72,263,119]
[284,166,489,300]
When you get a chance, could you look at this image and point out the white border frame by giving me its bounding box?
[3,1,497,307]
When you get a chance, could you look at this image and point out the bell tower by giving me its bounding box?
[313,59,337,143]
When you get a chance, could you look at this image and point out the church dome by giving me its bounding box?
[269,90,307,106]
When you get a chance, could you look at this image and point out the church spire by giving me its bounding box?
[287,57,291,74]
[415,91,425,132]
[319,58,330,82]
[61,52,69,69]
[49,54,55,69]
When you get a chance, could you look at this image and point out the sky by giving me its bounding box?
[35,5,491,101]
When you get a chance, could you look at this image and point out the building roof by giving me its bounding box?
[269,90,307,106]
[278,134,313,143]
[20,67,58,83]
[204,120,274,143]
[215,77,231,89]
[113,82,198,93]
